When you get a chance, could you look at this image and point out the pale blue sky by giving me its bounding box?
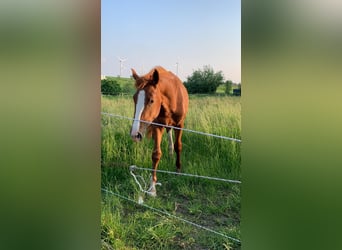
[101,0,241,83]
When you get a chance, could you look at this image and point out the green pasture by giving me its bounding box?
[101,95,241,249]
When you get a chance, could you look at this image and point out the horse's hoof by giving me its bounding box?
[147,190,157,197]
[147,183,157,197]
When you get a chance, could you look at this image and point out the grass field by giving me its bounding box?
[101,94,241,249]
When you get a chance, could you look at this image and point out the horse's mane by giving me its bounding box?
[135,66,172,89]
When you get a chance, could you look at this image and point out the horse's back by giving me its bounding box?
[155,67,188,121]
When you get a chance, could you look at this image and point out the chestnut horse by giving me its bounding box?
[130,66,189,196]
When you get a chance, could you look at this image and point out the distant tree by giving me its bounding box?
[101,79,121,95]
[225,80,233,95]
[184,65,225,94]
[121,82,135,94]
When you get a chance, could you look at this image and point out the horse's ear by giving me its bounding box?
[151,69,159,85]
[131,68,139,80]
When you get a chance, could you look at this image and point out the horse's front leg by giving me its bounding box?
[148,126,164,197]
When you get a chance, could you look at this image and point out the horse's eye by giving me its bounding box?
[149,99,154,104]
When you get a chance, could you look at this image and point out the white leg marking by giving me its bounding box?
[167,130,174,155]
[146,177,161,197]
[147,181,157,197]
[131,90,145,137]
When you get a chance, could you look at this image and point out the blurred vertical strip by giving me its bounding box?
[242,0,342,250]
[0,1,100,250]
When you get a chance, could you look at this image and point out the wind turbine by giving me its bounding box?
[117,56,127,77]
[175,61,179,76]
[175,58,180,76]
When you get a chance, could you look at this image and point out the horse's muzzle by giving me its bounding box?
[131,131,143,142]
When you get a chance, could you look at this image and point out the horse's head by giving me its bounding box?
[130,68,162,142]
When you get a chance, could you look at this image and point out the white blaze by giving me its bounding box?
[131,90,145,136]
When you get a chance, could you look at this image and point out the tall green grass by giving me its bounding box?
[101,95,241,249]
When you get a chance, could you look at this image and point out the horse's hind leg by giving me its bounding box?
[174,127,183,173]
[166,128,174,156]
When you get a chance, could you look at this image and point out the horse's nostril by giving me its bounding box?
[136,132,142,141]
